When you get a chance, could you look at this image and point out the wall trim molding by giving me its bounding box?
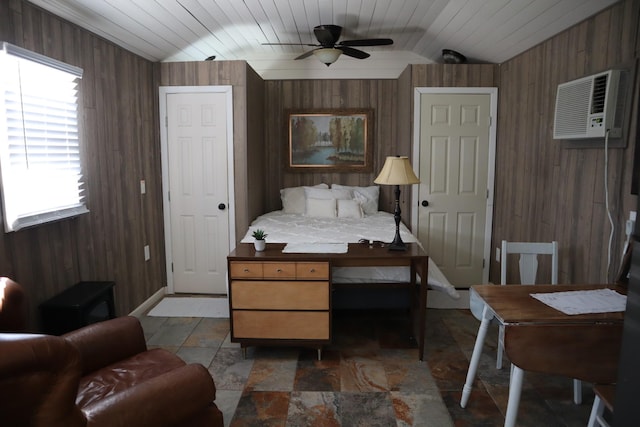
[129,286,166,317]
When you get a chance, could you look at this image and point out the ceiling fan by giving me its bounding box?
[262,25,393,66]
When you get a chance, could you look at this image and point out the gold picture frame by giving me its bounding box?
[287,109,373,172]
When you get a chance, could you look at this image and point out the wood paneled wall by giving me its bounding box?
[245,66,267,228]
[410,64,499,88]
[263,79,410,221]
[492,0,640,284]
[1,0,164,330]
[158,61,265,243]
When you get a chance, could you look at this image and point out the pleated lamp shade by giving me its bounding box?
[374,156,420,185]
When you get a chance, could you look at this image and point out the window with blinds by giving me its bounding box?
[0,42,88,232]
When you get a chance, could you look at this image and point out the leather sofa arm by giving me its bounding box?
[64,316,147,375]
[0,333,86,427]
[81,363,217,427]
[0,277,26,332]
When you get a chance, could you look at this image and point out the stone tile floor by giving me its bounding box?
[139,307,596,426]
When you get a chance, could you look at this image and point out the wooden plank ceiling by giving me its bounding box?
[27,0,619,78]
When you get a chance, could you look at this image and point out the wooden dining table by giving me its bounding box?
[460,284,626,427]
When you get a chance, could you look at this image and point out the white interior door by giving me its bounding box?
[412,89,496,286]
[160,87,234,294]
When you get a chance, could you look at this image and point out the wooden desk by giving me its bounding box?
[227,243,429,360]
[461,284,625,427]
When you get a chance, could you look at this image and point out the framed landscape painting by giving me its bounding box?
[287,109,373,172]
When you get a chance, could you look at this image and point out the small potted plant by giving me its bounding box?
[252,229,268,252]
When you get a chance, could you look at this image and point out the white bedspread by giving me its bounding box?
[240,211,460,299]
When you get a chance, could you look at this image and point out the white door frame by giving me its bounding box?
[159,85,236,294]
[411,87,497,284]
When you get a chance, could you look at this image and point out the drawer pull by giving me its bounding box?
[243,268,250,273]
[310,269,316,273]
[277,268,282,272]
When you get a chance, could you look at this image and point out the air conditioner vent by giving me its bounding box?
[591,74,608,114]
[554,81,591,137]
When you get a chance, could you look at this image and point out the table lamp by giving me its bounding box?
[374,156,420,251]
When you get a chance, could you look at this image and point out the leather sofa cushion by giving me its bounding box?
[0,334,86,426]
[76,348,185,408]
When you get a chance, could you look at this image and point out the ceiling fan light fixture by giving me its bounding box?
[313,48,341,66]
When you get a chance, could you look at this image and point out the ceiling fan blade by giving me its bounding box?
[340,38,394,47]
[262,42,319,47]
[294,50,316,60]
[338,46,370,59]
[314,25,342,46]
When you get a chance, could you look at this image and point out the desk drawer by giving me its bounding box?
[229,261,329,280]
[233,311,329,340]
[263,262,296,279]
[296,262,329,279]
[229,261,296,280]
[229,262,263,279]
[231,281,329,310]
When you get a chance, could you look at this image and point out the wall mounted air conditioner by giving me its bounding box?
[553,69,626,139]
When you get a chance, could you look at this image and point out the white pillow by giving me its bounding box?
[306,198,336,218]
[331,184,379,215]
[305,187,352,200]
[331,188,353,200]
[280,183,328,214]
[304,187,333,200]
[337,199,363,218]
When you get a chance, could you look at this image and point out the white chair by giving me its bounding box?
[498,240,582,405]
[587,384,614,427]
[462,240,582,411]
[496,240,559,367]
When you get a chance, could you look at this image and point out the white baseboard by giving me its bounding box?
[129,287,166,317]
[428,289,470,309]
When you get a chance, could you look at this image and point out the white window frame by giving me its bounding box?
[0,42,88,232]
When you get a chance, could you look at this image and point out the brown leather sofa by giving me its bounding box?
[0,277,26,332]
[0,315,224,427]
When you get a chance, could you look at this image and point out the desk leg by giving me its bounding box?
[461,304,492,408]
[504,364,524,427]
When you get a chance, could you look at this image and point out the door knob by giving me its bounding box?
[218,203,226,210]
[421,200,429,207]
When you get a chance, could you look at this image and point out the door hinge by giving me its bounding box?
[483,259,486,268]
[165,116,168,127]
[171,263,174,272]
[486,189,489,199]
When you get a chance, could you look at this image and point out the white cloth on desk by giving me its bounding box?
[531,288,627,315]
[282,243,348,253]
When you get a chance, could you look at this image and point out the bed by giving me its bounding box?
[240,184,459,300]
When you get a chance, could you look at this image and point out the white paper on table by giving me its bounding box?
[282,243,348,254]
[530,288,627,315]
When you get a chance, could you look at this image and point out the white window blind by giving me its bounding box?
[0,42,88,232]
